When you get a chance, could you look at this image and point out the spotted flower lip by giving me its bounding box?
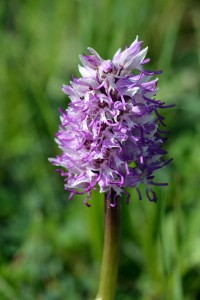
[49,36,174,206]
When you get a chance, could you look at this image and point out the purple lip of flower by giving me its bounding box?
[49,36,174,207]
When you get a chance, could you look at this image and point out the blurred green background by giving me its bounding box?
[0,0,200,299]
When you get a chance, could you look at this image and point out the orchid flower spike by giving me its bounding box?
[49,36,174,206]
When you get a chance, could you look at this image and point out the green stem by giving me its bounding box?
[95,192,121,300]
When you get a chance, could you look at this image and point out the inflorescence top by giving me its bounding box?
[49,36,173,206]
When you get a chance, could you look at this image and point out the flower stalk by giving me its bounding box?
[96,192,121,300]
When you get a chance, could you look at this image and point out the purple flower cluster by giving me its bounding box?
[50,36,173,206]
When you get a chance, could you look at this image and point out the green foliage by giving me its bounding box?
[0,0,200,299]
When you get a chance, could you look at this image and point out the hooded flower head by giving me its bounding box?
[49,36,173,206]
